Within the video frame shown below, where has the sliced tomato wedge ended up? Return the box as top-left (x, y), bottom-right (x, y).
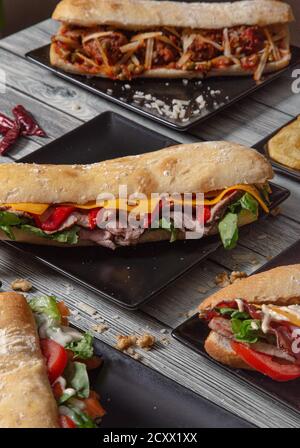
top-left (231, 341), bottom-right (300, 382)
top-left (40, 339), bottom-right (68, 384)
top-left (59, 415), bottom-right (77, 429)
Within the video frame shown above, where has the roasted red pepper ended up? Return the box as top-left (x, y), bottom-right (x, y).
top-left (88, 208), bottom-right (101, 230)
top-left (203, 206), bottom-right (211, 223)
top-left (13, 105), bottom-right (46, 137)
top-left (0, 120), bottom-right (21, 155)
top-left (35, 206), bottom-right (75, 232)
top-left (0, 113), bottom-right (15, 135)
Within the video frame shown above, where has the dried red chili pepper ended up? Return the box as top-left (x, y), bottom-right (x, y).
top-left (0, 121), bottom-right (21, 155)
top-left (0, 113), bottom-right (14, 135)
top-left (12, 105), bottom-right (46, 137)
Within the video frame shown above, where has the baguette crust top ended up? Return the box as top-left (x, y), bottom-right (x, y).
top-left (0, 142), bottom-right (272, 204)
top-left (0, 292), bottom-right (59, 428)
top-left (199, 264), bottom-right (300, 311)
top-left (52, 0), bottom-right (294, 29)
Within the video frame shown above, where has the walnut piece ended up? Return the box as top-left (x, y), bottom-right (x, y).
top-left (136, 333), bottom-right (156, 350)
top-left (115, 335), bottom-right (137, 351)
top-left (11, 278), bottom-right (32, 292)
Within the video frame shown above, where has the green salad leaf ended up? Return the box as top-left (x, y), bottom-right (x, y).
top-left (66, 333), bottom-right (94, 360)
top-left (61, 406), bottom-right (96, 428)
top-left (20, 224), bottom-right (79, 244)
top-left (229, 193), bottom-right (259, 217)
top-left (218, 212), bottom-right (238, 250)
top-left (29, 295), bottom-right (61, 322)
top-left (231, 318), bottom-right (261, 344)
top-left (158, 217), bottom-right (178, 243)
top-left (64, 362), bottom-right (90, 399)
top-left (0, 211), bottom-right (28, 240)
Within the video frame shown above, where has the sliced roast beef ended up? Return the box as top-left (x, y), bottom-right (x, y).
top-left (204, 190), bottom-right (242, 235)
top-left (79, 228), bottom-right (116, 250)
top-left (208, 317), bottom-right (233, 338)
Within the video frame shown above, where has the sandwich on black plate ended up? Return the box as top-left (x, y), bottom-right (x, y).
top-left (50, 0), bottom-right (294, 81)
top-left (0, 142), bottom-right (273, 250)
top-left (199, 265), bottom-right (300, 381)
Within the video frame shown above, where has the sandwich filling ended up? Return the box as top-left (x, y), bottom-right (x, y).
top-left (29, 295), bottom-right (105, 428)
top-left (51, 23), bottom-right (289, 81)
top-left (201, 299), bottom-right (300, 381)
top-left (0, 184), bottom-right (270, 249)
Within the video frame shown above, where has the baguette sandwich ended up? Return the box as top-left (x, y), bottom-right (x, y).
top-left (0, 292), bottom-right (105, 428)
top-left (199, 265), bottom-right (300, 381)
top-left (0, 142), bottom-right (273, 250)
top-left (50, 0), bottom-right (294, 81)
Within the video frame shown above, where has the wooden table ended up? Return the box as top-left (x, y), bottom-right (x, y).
top-left (1, 20), bottom-right (300, 428)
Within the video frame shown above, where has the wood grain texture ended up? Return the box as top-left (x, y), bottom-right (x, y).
top-left (0, 18), bottom-right (300, 428)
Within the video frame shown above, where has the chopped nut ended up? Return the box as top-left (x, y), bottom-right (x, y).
top-left (229, 271), bottom-right (247, 283)
top-left (215, 272), bottom-right (230, 288)
top-left (115, 335), bottom-right (137, 351)
top-left (136, 333), bottom-right (155, 350)
top-left (11, 278), bottom-right (32, 292)
top-left (92, 324), bottom-right (108, 334)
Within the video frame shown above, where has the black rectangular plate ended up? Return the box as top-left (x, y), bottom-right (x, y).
top-left (26, 44), bottom-right (300, 131)
top-left (89, 336), bottom-right (254, 427)
top-left (5, 112), bottom-right (290, 309)
top-left (172, 240), bottom-right (300, 414)
top-left (254, 115), bottom-right (300, 182)
top-left (4, 111), bottom-right (223, 310)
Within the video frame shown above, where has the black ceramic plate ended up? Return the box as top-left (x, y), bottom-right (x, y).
top-left (5, 111), bottom-right (223, 310)
top-left (172, 240), bottom-right (300, 414)
top-left (5, 112), bottom-right (290, 309)
top-left (254, 116), bottom-right (300, 181)
top-left (26, 45), bottom-right (300, 131)
top-left (88, 335), bottom-right (254, 427)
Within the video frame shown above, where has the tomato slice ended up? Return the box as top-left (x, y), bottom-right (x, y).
top-left (59, 415), bottom-right (77, 428)
top-left (40, 339), bottom-right (68, 384)
top-left (231, 341), bottom-right (300, 382)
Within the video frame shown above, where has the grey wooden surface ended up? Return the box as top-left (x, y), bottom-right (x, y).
top-left (0, 19), bottom-right (300, 428)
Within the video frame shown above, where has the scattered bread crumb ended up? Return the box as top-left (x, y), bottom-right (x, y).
top-left (77, 302), bottom-right (97, 316)
top-left (230, 271), bottom-right (247, 283)
top-left (136, 333), bottom-right (156, 350)
top-left (11, 278), bottom-right (32, 292)
top-left (160, 337), bottom-right (170, 346)
top-left (115, 335), bottom-right (137, 351)
top-left (215, 271), bottom-right (247, 288)
top-left (215, 272), bottom-right (231, 288)
top-left (92, 324), bottom-right (109, 334)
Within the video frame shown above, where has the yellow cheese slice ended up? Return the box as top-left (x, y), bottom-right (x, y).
top-left (268, 305), bottom-right (300, 327)
top-left (2, 184), bottom-right (268, 215)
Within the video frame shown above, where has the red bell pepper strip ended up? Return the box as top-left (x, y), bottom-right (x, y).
top-left (35, 206), bottom-right (75, 232)
top-left (40, 338), bottom-right (68, 384)
top-left (88, 208), bottom-right (101, 230)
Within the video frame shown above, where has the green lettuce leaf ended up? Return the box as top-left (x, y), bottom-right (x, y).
top-left (218, 212), bottom-right (238, 250)
top-left (158, 217), bottom-right (178, 243)
top-left (0, 211), bottom-right (28, 240)
top-left (231, 318), bottom-right (261, 344)
top-left (66, 333), bottom-right (93, 360)
top-left (217, 307), bottom-right (250, 320)
top-left (61, 406), bottom-right (96, 428)
top-left (229, 193), bottom-right (259, 217)
top-left (64, 361), bottom-right (90, 399)
top-left (29, 295), bottom-right (61, 323)
top-left (20, 224), bottom-right (79, 244)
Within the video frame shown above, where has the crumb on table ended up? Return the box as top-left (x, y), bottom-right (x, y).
top-left (115, 335), bottom-right (137, 351)
top-left (11, 278), bottom-right (32, 292)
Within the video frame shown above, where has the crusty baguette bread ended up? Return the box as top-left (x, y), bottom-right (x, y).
top-left (0, 292), bottom-right (58, 428)
top-left (204, 331), bottom-right (252, 369)
top-left (50, 42), bottom-right (291, 79)
top-left (52, 0), bottom-right (294, 29)
top-left (0, 142), bottom-right (273, 204)
top-left (199, 264), bottom-right (300, 312)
